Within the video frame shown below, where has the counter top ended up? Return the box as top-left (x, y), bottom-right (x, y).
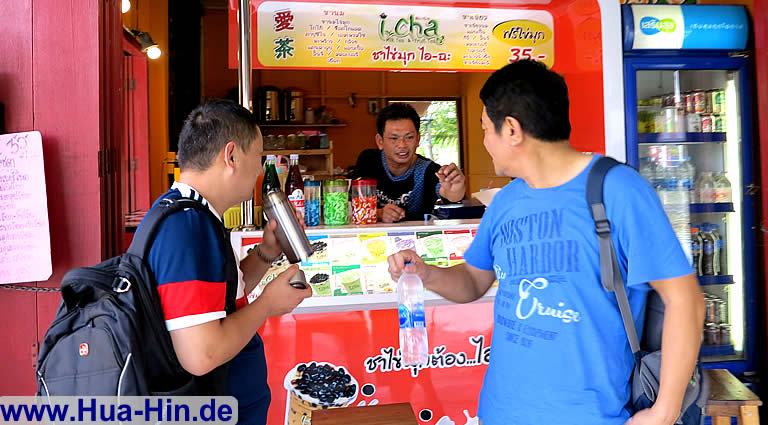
top-left (230, 219), bottom-right (481, 237)
top-left (229, 219), bottom-right (493, 314)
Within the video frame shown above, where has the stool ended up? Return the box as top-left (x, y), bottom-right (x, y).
top-left (311, 403), bottom-right (418, 425)
top-left (706, 369), bottom-right (762, 425)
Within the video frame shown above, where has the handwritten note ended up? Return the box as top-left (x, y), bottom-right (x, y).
top-left (0, 131), bottom-right (52, 284)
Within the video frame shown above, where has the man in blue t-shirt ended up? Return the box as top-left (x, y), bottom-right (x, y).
top-left (388, 61), bottom-right (705, 425)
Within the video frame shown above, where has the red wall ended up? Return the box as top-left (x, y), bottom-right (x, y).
top-left (0, 0), bottom-right (118, 394)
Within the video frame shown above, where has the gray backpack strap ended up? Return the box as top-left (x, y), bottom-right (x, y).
top-left (586, 156), bottom-right (642, 356)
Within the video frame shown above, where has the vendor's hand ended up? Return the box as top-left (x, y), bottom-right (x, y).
top-left (260, 204), bottom-right (305, 260)
top-left (258, 265), bottom-right (312, 317)
top-left (625, 407), bottom-right (677, 425)
top-left (437, 163), bottom-right (466, 202)
top-left (388, 249), bottom-right (432, 285)
top-left (378, 204), bottom-right (406, 223)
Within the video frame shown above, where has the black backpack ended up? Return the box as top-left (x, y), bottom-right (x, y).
top-left (587, 156), bottom-right (707, 424)
top-left (36, 197), bottom-right (236, 396)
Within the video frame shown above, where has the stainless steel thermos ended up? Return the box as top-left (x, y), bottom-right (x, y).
top-left (262, 189), bottom-right (314, 264)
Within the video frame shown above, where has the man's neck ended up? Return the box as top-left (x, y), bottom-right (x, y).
top-left (178, 172), bottom-right (230, 216)
top-left (519, 142), bottom-right (593, 189)
top-left (384, 155), bottom-right (416, 177)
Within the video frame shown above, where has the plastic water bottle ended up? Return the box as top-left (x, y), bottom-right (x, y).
top-left (658, 162), bottom-right (692, 265)
top-left (714, 173), bottom-right (733, 203)
top-left (680, 157), bottom-right (696, 194)
top-left (397, 271), bottom-right (428, 366)
top-left (639, 157), bottom-right (659, 189)
top-left (696, 172), bottom-right (717, 204)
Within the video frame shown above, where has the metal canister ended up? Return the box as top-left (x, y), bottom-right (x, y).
top-left (263, 189), bottom-right (314, 264)
top-left (714, 114), bottom-right (726, 132)
top-left (719, 324), bottom-right (732, 346)
top-left (704, 323), bottom-right (721, 345)
top-left (684, 92), bottom-right (696, 114)
top-left (661, 107), bottom-right (678, 133)
top-left (693, 90), bottom-right (708, 114)
top-left (710, 89), bottom-right (726, 115)
top-left (705, 298), bottom-right (718, 324)
top-left (701, 114), bottom-right (714, 132)
top-left (686, 113), bottom-right (702, 132)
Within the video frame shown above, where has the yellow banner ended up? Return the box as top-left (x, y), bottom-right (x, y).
top-left (255, 1), bottom-right (554, 70)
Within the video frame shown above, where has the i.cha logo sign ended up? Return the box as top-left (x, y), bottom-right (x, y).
top-left (639, 16), bottom-right (677, 35)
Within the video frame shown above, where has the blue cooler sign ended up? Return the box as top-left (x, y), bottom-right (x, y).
top-left (624, 5), bottom-right (748, 50)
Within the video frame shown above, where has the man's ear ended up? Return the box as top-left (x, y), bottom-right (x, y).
top-left (505, 116), bottom-right (524, 147)
top-left (224, 141), bottom-right (237, 169)
top-left (375, 133), bottom-right (384, 150)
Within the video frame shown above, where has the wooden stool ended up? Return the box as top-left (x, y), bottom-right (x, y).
top-left (706, 369), bottom-right (762, 425)
top-left (311, 403), bottom-right (418, 425)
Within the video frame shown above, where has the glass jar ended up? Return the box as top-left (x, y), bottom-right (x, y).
top-left (323, 179), bottom-right (348, 226)
top-left (351, 178), bottom-right (377, 225)
top-left (304, 180), bottom-right (321, 227)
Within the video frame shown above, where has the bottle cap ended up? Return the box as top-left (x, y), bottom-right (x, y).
top-left (290, 154), bottom-right (299, 160)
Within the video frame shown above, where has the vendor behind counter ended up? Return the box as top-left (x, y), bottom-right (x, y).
top-left (351, 103), bottom-right (467, 223)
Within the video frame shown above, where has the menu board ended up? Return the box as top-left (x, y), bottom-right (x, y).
top-left (243, 229), bottom-right (475, 298)
top-left (0, 131), bottom-right (52, 284)
top-left (248, 1), bottom-right (555, 70)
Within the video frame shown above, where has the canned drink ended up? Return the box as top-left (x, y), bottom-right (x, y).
top-left (662, 94), bottom-right (675, 108)
top-left (711, 89), bottom-right (726, 114)
top-left (701, 114), bottom-right (714, 132)
top-left (705, 299), bottom-right (718, 323)
top-left (704, 323), bottom-right (721, 345)
top-left (717, 299), bottom-right (728, 324)
top-left (693, 90), bottom-right (708, 114)
top-left (719, 324), bottom-right (731, 346)
top-left (686, 113), bottom-right (702, 132)
top-left (684, 93), bottom-right (696, 114)
top-left (714, 114), bottom-right (726, 132)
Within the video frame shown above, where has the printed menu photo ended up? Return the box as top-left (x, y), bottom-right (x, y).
top-left (303, 234), bottom-right (330, 265)
top-left (359, 233), bottom-right (390, 265)
top-left (303, 265), bottom-right (333, 297)
top-left (332, 265), bottom-right (363, 296)
top-left (330, 235), bottom-right (362, 266)
top-left (416, 231), bottom-right (449, 263)
top-left (388, 231), bottom-right (417, 253)
top-left (362, 265), bottom-right (395, 294)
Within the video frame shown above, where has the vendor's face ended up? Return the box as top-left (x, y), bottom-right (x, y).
top-left (376, 119), bottom-right (419, 168)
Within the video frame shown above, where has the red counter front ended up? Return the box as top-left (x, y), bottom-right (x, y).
top-left (231, 221), bottom-right (495, 425)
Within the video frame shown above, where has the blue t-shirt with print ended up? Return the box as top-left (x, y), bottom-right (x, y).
top-left (464, 155), bottom-right (693, 425)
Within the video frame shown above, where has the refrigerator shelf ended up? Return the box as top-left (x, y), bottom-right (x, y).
top-left (638, 132), bottom-right (727, 144)
top-left (690, 203), bottom-right (735, 214)
top-left (701, 344), bottom-right (736, 357)
top-left (698, 275), bottom-right (735, 286)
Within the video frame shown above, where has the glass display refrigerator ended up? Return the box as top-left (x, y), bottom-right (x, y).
top-left (622, 4), bottom-right (756, 374)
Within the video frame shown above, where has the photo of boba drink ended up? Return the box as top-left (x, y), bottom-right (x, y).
top-left (283, 362), bottom-right (359, 425)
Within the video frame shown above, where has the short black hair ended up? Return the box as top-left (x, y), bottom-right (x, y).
top-left (480, 60), bottom-right (571, 142)
top-left (376, 103), bottom-right (421, 136)
top-left (177, 99), bottom-right (261, 171)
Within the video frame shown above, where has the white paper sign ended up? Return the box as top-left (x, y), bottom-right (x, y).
top-left (0, 131), bottom-right (52, 284)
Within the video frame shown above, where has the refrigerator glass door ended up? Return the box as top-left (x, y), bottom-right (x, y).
top-left (634, 69), bottom-right (745, 362)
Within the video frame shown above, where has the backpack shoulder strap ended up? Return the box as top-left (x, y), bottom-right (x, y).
top-left (586, 156), bottom-right (642, 355)
top-left (127, 198), bottom-right (207, 260)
